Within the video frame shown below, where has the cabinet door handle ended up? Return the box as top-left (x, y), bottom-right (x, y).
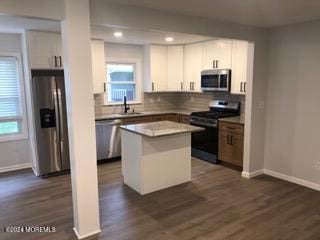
top-left (244, 82), bottom-right (246, 92)
top-left (103, 83), bottom-right (106, 92)
top-left (230, 135), bottom-right (233, 145)
top-left (213, 60), bottom-right (215, 69)
top-left (59, 56), bottom-right (62, 67)
top-left (152, 82), bottom-right (155, 91)
top-left (240, 82), bottom-right (243, 92)
top-left (227, 135), bottom-right (230, 144)
top-left (216, 60), bottom-right (219, 69)
top-left (181, 82), bottom-right (183, 90)
top-left (54, 56), bottom-right (57, 67)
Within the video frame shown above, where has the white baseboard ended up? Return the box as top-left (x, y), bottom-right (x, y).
top-left (264, 169), bottom-right (320, 191)
top-left (73, 227), bottom-right (101, 239)
top-left (0, 163), bottom-right (31, 173)
top-left (241, 169), bottom-right (264, 179)
top-left (242, 168), bottom-right (320, 191)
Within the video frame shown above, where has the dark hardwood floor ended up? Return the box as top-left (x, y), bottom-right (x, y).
top-left (0, 158), bottom-right (319, 240)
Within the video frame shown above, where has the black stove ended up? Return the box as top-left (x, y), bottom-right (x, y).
top-left (190, 100), bottom-right (240, 164)
top-left (190, 111), bottom-right (238, 128)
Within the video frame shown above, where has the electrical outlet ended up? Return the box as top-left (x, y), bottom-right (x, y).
top-left (258, 101), bottom-right (265, 109)
top-left (315, 161), bottom-right (320, 170)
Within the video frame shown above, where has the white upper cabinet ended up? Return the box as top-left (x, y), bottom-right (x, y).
top-left (231, 40), bottom-right (253, 95)
top-left (167, 45), bottom-right (184, 91)
top-left (217, 40), bottom-right (232, 69)
top-left (26, 31), bottom-right (63, 69)
top-left (144, 45), bottom-right (184, 92)
top-left (202, 39), bottom-right (232, 70)
top-left (146, 45), bottom-right (168, 92)
top-left (184, 43), bottom-right (203, 92)
top-left (143, 39), bottom-right (252, 94)
top-left (91, 40), bottom-right (106, 94)
top-left (202, 40), bottom-right (218, 69)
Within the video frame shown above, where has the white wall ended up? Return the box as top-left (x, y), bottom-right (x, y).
top-left (0, 33), bottom-right (32, 171)
top-left (0, 0), bottom-right (63, 21)
top-left (90, 1), bottom-right (270, 174)
top-left (105, 42), bottom-right (143, 60)
top-left (265, 20), bottom-right (320, 186)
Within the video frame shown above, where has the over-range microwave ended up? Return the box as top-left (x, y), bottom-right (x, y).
top-left (201, 69), bottom-right (231, 92)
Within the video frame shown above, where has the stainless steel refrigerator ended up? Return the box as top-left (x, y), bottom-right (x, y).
top-left (31, 69), bottom-right (70, 176)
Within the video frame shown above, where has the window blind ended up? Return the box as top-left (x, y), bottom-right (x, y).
top-left (0, 56), bottom-right (21, 121)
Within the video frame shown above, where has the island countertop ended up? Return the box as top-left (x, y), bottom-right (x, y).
top-left (120, 121), bottom-right (204, 138)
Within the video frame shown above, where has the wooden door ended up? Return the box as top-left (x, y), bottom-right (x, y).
top-left (218, 131), bottom-right (234, 164)
top-left (231, 134), bottom-right (244, 166)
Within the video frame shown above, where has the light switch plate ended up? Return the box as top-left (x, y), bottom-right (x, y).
top-left (258, 101), bottom-right (265, 109)
top-left (315, 161), bottom-right (320, 170)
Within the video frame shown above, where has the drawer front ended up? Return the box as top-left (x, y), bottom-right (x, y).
top-left (179, 114), bottom-right (190, 124)
top-left (164, 114), bottom-right (179, 122)
top-left (121, 116), bottom-right (154, 125)
top-left (219, 121), bottom-right (244, 135)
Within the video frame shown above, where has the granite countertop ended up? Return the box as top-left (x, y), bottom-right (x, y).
top-left (120, 121), bottom-right (204, 138)
top-left (219, 116), bottom-right (245, 125)
top-left (95, 110), bottom-right (192, 121)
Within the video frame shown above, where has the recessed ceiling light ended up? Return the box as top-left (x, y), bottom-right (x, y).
top-left (165, 37), bottom-right (174, 42)
top-left (113, 32), bottom-right (123, 37)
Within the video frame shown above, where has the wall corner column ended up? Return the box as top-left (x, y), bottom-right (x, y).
top-left (61, 0), bottom-right (101, 238)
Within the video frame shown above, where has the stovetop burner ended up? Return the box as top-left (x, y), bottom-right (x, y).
top-left (189, 100), bottom-right (240, 128)
top-left (190, 111), bottom-right (237, 119)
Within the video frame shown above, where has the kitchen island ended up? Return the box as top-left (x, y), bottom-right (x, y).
top-left (120, 121), bottom-right (203, 195)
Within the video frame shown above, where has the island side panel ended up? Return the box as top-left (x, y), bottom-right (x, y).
top-left (121, 129), bottom-right (143, 193)
top-left (141, 133), bottom-right (192, 195)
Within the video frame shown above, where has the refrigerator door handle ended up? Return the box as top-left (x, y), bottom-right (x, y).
top-left (53, 90), bottom-right (61, 142)
top-left (57, 89), bottom-right (65, 157)
top-left (53, 89), bottom-right (62, 170)
top-left (57, 89), bottom-right (64, 139)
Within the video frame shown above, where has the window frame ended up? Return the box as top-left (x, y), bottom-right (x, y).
top-left (0, 52), bottom-right (28, 142)
top-left (105, 58), bottom-right (142, 105)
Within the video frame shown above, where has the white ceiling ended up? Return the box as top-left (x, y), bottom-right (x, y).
top-left (0, 15), bottom-right (60, 33)
top-left (0, 15), bottom-right (213, 45)
top-left (91, 25), bottom-right (212, 45)
top-left (103, 0), bottom-right (320, 27)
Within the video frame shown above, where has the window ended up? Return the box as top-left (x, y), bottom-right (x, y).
top-left (106, 62), bottom-right (138, 104)
top-left (0, 54), bottom-right (27, 141)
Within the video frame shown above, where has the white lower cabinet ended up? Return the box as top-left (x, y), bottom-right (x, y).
top-left (231, 40), bottom-right (253, 95)
top-left (91, 40), bottom-right (106, 94)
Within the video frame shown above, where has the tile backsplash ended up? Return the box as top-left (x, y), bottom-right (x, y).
top-left (95, 92), bottom-right (245, 116)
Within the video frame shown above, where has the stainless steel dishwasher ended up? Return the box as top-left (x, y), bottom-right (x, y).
top-left (95, 119), bottom-right (122, 160)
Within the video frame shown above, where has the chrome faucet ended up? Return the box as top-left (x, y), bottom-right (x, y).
top-left (123, 96), bottom-right (130, 113)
